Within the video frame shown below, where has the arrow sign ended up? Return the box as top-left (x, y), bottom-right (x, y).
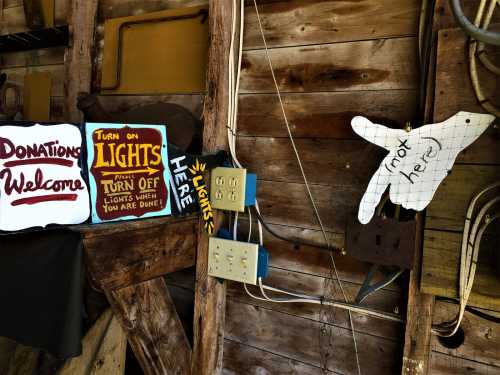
top-left (102, 167), bottom-right (159, 176)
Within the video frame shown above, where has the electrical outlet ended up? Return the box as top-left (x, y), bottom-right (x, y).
top-left (208, 237), bottom-right (259, 284)
top-left (210, 167), bottom-right (246, 212)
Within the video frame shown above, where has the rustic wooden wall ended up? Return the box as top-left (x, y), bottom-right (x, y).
top-left (0, 0), bottom-right (418, 374)
top-left (222, 1), bottom-right (420, 374)
top-left (3, 1), bottom-right (498, 375)
top-left (420, 1), bottom-right (500, 374)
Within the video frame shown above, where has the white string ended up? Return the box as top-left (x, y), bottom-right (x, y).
top-left (251, 1), bottom-right (361, 373)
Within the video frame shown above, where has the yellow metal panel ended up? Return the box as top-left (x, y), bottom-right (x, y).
top-left (101, 5), bottom-right (209, 95)
top-left (23, 72), bottom-right (51, 122)
top-left (41, 0), bottom-right (55, 28)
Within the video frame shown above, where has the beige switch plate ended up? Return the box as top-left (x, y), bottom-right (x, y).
top-left (210, 167), bottom-right (246, 212)
top-left (208, 237), bottom-right (259, 285)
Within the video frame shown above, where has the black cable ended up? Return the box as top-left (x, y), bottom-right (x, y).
top-left (251, 206), bottom-right (341, 253)
top-left (436, 296), bottom-right (500, 324)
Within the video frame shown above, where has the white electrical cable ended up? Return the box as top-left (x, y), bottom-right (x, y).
top-left (227, 0), bottom-right (265, 248)
top-left (255, 278), bottom-right (404, 323)
top-left (432, 182), bottom-right (500, 336)
top-left (250, 2), bottom-right (361, 373)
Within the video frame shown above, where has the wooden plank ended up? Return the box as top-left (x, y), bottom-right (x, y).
top-left (256, 179), bottom-right (362, 233)
top-left (5, 344), bottom-right (39, 375)
top-left (107, 278), bottom-right (192, 375)
top-left (425, 165), bottom-right (500, 232)
top-left (239, 37), bottom-right (418, 93)
top-left (59, 309), bottom-right (114, 375)
top-left (191, 1), bottom-right (232, 374)
top-left (225, 300), bottom-right (401, 375)
top-left (433, 28), bottom-right (500, 165)
top-left (0, 47), bottom-right (65, 68)
top-left (0, 337), bottom-right (17, 374)
top-left (421, 229), bottom-right (500, 311)
top-left (97, 0), bottom-right (208, 22)
top-left (237, 90), bottom-right (417, 138)
top-left (64, 0), bottom-right (98, 122)
top-left (223, 339), bottom-right (336, 375)
top-left (243, 0), bottom-right (419, 49)
top-left (97, 0), bottom-right (418, 49)
top-left (82, 218), bottom-right (198, 291)
top-left (429, 351), bottom-right (500, 375)
top-left (90, 316), bottom-right (127, 375)
top-left (431, 301), bottom-right (500, 368)
top-left (237, 137), bottom-right (384, 186)
top-left (227, 267), bottom-right (403, 340)
top-left (402, 214), bottom-right (434, 375)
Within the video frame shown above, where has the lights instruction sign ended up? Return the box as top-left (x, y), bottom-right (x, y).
top-left (86, 123), bottom-right (171, 223)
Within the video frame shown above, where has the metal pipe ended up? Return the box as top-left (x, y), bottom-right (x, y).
top-left (450, 0), bottom-right (500, 45)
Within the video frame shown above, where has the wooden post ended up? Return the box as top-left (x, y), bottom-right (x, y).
top-left (107, 278), bottom-right (192, 375)
top-left (64, 0), bottom-right (98, 122)
top-left (191, 1), bottom-right (233, 374)
top-left (401, 216), bottom-right (434, 375)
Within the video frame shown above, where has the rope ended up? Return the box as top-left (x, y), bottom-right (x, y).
top-left (251, 1), bottom-right (361, 373)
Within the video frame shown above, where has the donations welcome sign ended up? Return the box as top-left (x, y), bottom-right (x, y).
top-left (86, 123), bottom-right (171, 223)
top-left (0, 124), bottom-right (90, 231)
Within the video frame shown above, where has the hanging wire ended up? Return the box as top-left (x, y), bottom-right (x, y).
top-left (251, 1), bottom-right (361, 373)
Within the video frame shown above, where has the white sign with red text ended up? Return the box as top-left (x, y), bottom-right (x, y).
top-left (0, 124), bottom-right (90, 231)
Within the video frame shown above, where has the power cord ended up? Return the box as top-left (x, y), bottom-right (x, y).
top-left (251, 206), bottom-right (342, 252)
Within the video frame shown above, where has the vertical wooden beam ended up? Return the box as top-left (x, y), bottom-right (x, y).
top-left (106, 278), bottom-right (192, 375)
top-left (402, 214), bottom-right (434, 375)
top-left (191, 1), bottom-right (233, 374)
top-left (64, 0), bottom-right (98, 122)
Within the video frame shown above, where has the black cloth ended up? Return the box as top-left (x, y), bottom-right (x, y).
top-left (0, 229), bottom-right (83, 359)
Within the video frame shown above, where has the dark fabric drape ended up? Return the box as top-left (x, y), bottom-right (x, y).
top-left (0, 229), bottom-right (83, 359)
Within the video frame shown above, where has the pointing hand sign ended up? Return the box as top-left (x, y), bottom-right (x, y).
top-left (351, 111), bottom-right (495, 224)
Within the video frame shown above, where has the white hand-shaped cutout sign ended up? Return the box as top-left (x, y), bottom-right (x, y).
top-left (352, 111), bottom-right (495, 224)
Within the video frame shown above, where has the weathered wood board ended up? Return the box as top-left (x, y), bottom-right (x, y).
top-left (240, 37), bottom-right (418, 93)
top-left (81, 217), bottom-right (198, 291)
top-left (107, 278), bottom-right (192, 375)
top-left (242, 0), bottom-right (419, 49)
top-left (237, 90), bottom-right (417, 138)
top-left (225, 300), bottom-right (402, 375)
top-left (422, 230), bottom-right (500, 311)
top-left (223, 339), bottom-right (336, 375)
top-left (228, 267), bottom-right (403, 341)
top-left (421, 27), bottom-right (500, 312)
top-left (432, 301), bottom-right (500, 368)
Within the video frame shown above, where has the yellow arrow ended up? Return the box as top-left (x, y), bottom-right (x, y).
top-left (102, 167), bottom-right (159, 176)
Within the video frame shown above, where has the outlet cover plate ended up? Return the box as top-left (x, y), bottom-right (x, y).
top-left (208, 237), bottom-right (259, 284)
top-left (210, 167), bottom-right (246, 212)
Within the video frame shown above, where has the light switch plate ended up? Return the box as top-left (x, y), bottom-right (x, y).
top-left (208, 237), bottom-right (259, 285)
top-left (210, 167), bottom-right (246, 212)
